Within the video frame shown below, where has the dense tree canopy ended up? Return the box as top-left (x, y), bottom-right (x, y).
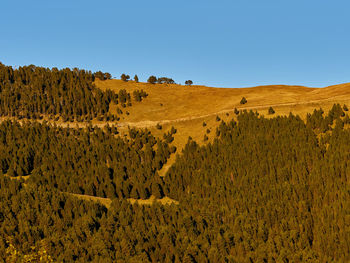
top-left (0, 121), bottom-right (174, 200)
top-left (1, 106), bottom-right (350, 262)
top-left (0, 63), bottom-right (147, 121)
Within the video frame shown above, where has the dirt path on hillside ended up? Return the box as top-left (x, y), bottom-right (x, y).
top-left (67, 193), bottom-right (178, 207)
top-left (3, 174), bottom-right (177, 208)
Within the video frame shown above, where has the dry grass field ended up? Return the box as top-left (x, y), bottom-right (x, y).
top-left (96, 79), bottom-right (350, 122)
top-left (95, 79), bottom-right (350, 175)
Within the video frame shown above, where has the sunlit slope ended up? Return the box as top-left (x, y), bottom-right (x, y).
top-left (96, 79), bottom-right (350, 122)
top-left (96, 79), bottom-right (314, 121)
top-left (96, 79), bottom-right (350, 177)
top-left (308, 83), bottom-right (350, 100)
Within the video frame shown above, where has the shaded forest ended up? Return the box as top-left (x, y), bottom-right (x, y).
top-left (0, 121), bottom-right (174, 199)
top-left (0, 105), bottom-right (349, 262)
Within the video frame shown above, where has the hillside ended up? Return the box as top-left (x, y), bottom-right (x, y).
top-left (96, 79), bottom-right (350, 123)
top-left (1, 64), bottom-right (350, 262)
top-left (96, 79), bottom-right (350, 175)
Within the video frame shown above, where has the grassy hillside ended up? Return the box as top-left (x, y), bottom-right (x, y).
top-left (2, 71), bottom-right (350, 261)
top-left (96, 79), bottom-right (350, 175)
top-left (96, 79), bottom-right (350, 122)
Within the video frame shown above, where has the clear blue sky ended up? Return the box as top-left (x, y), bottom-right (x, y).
top-left (1, 0), bottom-right (349, 88)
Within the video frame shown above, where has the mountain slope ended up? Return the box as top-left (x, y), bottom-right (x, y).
top-left (96, 79), bottom-right (350, 124)
top-left (96, 80), bottom-right (350, 176)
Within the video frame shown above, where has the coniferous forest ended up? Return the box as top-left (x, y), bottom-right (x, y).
top-left (0, 63), bottom-right (349, 262)
top-left (0, 63), bottom-right (147, 122)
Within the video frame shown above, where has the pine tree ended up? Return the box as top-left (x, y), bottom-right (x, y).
top-left (240, 97), bottom-right (247, 104)
top-left (134, 75), bottom-right (139, 83)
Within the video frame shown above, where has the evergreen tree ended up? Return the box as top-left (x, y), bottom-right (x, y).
top-left (134, 75), bottom-right (139, 83)
top-left (268, 106), bottom-right (275, 114)
top-left (240, 97), bottom-right (247, 104)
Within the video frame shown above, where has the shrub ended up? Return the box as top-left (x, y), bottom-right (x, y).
top-left (268, 107), bottom-right (275, 115)
top-left (94, 71), bottom-right (112, 80)
top-left (163, 132), bottom-right (174, 143)
top-left (104, 72), bottom-right (112, 79)
top-left (185, 80), bottom-right (193, 86)
top-left (170, 126), bottom-right (177, 134)
top-left (133, 91), bottom-right (141, 102)
top-left (133, 90), bottom-right (148, 102)
top-left (240, 97), bottom-right (247, 105)
top-left (158, 77), bottom-right (175, 84)
top-left (147, 76), bottom-right (157, 84)
top-left (134, 75), bottom-right (139, 83)
top-left (118, 89), bottom-right (129, 103)
top-left (344, 114), bottom-right (350, 124)
top-left (121, 74), bottom-right (130, 82)
top-left (170, 146), bottom-right (177, 153)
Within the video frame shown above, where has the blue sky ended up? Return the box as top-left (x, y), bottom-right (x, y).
top-left (1, 0), bottom-right (349, 88)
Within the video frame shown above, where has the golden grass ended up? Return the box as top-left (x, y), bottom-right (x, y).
top-left (96, 79), bottom-right (350, 174)
top-left (96, 79), bottom-right (350, 121)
